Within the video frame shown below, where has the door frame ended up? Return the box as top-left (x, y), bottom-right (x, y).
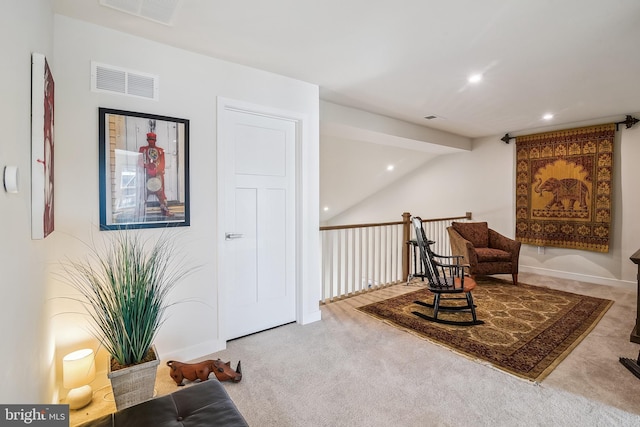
top-left (216, 97), bottom-right (313, 344)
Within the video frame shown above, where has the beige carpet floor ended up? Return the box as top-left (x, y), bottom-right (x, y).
top-left (71, 272), bottom-right (640, 426)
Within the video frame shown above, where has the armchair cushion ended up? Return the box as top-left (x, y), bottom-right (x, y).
top-left (452, 222), bottom-right (489, 248)
top-left (475, 247), bottom-right (512, 263)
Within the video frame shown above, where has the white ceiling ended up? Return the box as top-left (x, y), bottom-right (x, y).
top-left (54, 0), bottom-right (640, 138)
top-left (52, 0), bottom-right (640, 222)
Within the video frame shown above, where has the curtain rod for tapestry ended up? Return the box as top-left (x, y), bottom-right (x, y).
top-left (500, 114), bottom-right (640, 144)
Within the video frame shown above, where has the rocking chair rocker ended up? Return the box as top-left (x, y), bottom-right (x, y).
top-left (411, 216), bottom-right (483, 326)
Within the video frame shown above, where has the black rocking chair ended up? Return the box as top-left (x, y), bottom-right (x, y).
top-left (411, 216), bottom-right (483, 326)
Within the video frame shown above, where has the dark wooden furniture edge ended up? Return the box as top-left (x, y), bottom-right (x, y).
top-left (619, 249), bottom-right (640, 380)
top-left (629, 248), bottom-right (640, 344)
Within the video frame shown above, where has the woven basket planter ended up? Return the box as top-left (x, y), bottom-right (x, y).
top-left (107, 346), bottom-right (160, 410)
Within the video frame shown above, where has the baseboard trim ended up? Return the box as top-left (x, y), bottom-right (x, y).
top-left (520, 265), bottom-right (636, 290)
top-left (300, 310), bottom-right (322, 325)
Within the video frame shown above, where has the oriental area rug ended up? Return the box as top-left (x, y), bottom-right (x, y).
top-left (356, 278), bottom-right (613, 382)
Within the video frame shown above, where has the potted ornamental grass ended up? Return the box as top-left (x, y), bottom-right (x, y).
top-left (62, 231), bottom-right (189, 410)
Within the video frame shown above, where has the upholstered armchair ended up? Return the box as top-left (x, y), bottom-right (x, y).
top-left (447, 221), bottom-right (521, 285)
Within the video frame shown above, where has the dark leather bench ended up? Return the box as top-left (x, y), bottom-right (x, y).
top-left (77, 380), bottom-right (248, 426)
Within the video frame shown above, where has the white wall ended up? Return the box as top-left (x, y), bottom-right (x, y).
top-left (328, 121), bottom-right (640, 286)
top-left (319, 101), bottom-right (470, 223)
top-left (47, 14), bottom-right (319, 400)
top-left (328, 136), bottom-right (514, 230)
top-left (0, 0), bottom-right (55, 405)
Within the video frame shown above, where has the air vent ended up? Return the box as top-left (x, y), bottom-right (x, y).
top-left (91, 62), bottom-right (159, 100)
top-left (99, 0), bottom-right (182, 26)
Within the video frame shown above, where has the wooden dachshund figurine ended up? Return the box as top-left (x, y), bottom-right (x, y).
top-left (166, 359), bottom-right (242, 386)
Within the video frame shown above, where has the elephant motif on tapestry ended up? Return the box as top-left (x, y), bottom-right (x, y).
top-left (533, 177), bottom-right (589, 211)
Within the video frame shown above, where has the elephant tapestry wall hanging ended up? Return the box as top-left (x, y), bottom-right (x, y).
top-left (515, 123), bottom-right (615, 252)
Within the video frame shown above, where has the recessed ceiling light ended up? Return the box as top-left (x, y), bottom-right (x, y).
top-left (543, 113), bottom-right (554, 120)
top-left (387, 165), bottom-right (395, 171)
top-left (323, 206), bottom-right (329, 211)
top-left (468, 74), bottom-right (483, 84)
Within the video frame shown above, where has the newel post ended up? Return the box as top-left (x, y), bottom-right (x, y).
top-left (402, 212), bottom-right (411, 282)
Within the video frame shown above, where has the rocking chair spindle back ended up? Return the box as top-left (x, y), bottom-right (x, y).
top-left (411, 216), bottom-right (483, 326)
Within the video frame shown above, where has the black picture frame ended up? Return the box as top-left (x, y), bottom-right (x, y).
top-left (99, 108), bottom-right (190, 230)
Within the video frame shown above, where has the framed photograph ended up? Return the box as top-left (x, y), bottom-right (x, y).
top-left (31, 52), bottom-right (55, 239)
top-left (98, 108), bottom-right (190, 230)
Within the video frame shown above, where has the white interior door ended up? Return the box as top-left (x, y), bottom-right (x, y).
top-left (219, 104), bottom-right (297, 340)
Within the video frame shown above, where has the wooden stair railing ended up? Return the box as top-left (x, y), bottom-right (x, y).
top-left (319, 212), bottom-right (472, 302)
